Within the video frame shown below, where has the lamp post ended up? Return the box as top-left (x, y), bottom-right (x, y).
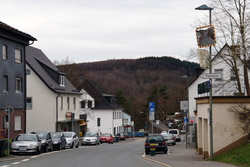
top-left (195, 4), bottom-right (214, 160)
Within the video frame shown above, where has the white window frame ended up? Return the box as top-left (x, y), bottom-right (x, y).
top-left (60, 76), bottom-right (66, 87)
top-left (16, 78), bottom-right (22, 93)
top-left (15, 116), bottom-right (22, 131)
top-left (2, 45), bottom-right (7, 60)
top-left (15, 49), bottom-right (22, 63)
top-left (26, 97), bottom-right (32, 110)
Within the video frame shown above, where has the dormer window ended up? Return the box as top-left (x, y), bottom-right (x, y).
top-left (60, 76), bottom-right (65, 87)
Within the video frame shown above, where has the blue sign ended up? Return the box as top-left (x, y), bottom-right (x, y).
top-left (184, 117), bottom-right (187, 124)
top-left (149, 102), bottom-right (155, 116)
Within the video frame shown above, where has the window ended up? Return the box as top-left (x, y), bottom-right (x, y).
top-left (3, 75), bottom-right (8, 92)
top-left (88, 101), bottom-right (92, 108)
top-left (214, 69), bottom-right (223, 80)
top-left (73, 97), bottom-right (76, 110)
top-left (67, 97), bottom-right (70, 110)
top-left (60, 76), bottom-right (65, 87)
top-left (26, 69), bottom-right (31, 75)
top-left (15, 49), bottom-right (22, 63)
top-left (15, 116), bottom-right (21, 131)
top-left (2, 45), bottom-right (7, 60)
top-left (3, 116), bottom-right (8, 129)
top-left (16, 78), bottom-right (22, 93)
top-left (230, 69), bottom-right (238, 80)
top-left (61, 97), bottom-right (63, 110)
top-left (80, 101), bottom-right (86, 109)
top-left (26, 97), bottom-right (32, 110)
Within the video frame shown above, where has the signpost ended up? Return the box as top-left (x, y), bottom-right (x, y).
top-left (149, 102), bottom-right (155, 134)
top-left (4, 106), bottom-right (14, 156)
top-left (200, 73), bottom-right (221, 79)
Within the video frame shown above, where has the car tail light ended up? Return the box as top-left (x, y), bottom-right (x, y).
top-left (145, 143), bottom-right (149, 146)
top-left (162, 142), bottom-right (166, 145)
top-left (172, 137), bottom-right (175, 140)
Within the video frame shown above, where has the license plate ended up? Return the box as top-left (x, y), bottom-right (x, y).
top-left (19, 148), bottom-right (27, 151)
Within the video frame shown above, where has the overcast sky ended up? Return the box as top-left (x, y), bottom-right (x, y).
top-left (0, 0), bottom-right (209, 63)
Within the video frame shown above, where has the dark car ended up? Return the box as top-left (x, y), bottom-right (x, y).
top-left (117, 133), bottom-right (126, 141)
top-left (31, 132), bottom-right (53, 152)
top-left (51, 132), bottom-right (66, 150)
top-left (113, 135), bottom-right (120, 142)
top-left (145, 135), bottom-right (168, 155)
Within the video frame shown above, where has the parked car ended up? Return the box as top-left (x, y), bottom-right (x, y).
top-left (63, 132), bottom-right (79, 148)
top-left (168, 129), bottom-right (181, 142)
top-left (160, 131), bottom-right (168, 138)
top-left (51, 132), bottom-right (66, 150)
top-left (113, 134), bottom-right (120, 142)
top-left (100, 133), bottom-right (113, 144)
top-left (82, 132), bottom-right (100, 145)
top-left (145, 134), bottom-right (168, 155)
top-left (31, 132), bottom-right (53, 152)
top-left (10, 134), bottom-right (42, 155)
top-left (164, 134), bottom-right (176, 145)
top-left (117, 133), bottom-right (126, 141)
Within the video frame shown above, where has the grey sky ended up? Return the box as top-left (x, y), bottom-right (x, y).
top-left (0, 0), bottom-right (209, 63)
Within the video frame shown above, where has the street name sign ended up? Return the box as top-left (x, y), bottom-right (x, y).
top-left (149, 102), bottom-right (155, 121)
top-left (200, 73), bottom-right (221, 79)
top-left (180, 101), bottom-right (188, 110)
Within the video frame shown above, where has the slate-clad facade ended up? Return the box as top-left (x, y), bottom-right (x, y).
top-left (0, 21), bottom-right (36, 139)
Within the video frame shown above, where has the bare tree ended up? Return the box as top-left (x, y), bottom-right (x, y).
top-left (229, 104), bottom-right (250, 139)
top-left (211, 0), bottom-right (250, 95)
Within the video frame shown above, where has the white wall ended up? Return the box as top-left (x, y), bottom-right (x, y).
top-left (26, 65), bottom-right (56, 133)
top-left (87, 109), bottom-right (123, 136)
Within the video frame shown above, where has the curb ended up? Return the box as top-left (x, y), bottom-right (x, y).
top-left (0, 155), bottom-right (25, 162)
top-left (141, 153), bottom-right (173, 167)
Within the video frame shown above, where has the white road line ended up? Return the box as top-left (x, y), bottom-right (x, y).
top-left (30, 156), bottom-right (38, 158)
top-left (22, 159), bottom-right (30, 162)
top-left (12, 162), bottom-right (21, 165)
top-left (1, 165), bottom-right (10, 167)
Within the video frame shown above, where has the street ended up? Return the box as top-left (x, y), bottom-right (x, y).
top-left (0, 139), bottom-right (163, 167)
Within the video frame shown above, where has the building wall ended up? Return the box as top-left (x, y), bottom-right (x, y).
top-left (87, 109), bottom-right (123, 136)
top-left (196, 97), bottom-right (249, 158)
top-left (189, 46), bottom-right (250, 123)
top-left (26, 65), bottom-right (56, 133)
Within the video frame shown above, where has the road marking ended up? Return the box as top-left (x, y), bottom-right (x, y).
top-left (1, 165), bottom-right (10, 167)
top-left (30, 156), bottom-right (38, 159)
top-left (22, 159), bottom-right (30, 162)
top-left (141, 152), bottom-right (173, 167)
top-left (12, 162), bottom-right (21, 165)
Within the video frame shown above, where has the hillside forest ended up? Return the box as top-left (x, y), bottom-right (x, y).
top-left (57, 56), bottom-right (200, 130)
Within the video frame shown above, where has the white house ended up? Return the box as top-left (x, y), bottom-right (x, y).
top-left (188, 44), bottom-right (249, 123)
top-left (26, 46), bottom-right (81, 133)
top-left (122, 112), bottom-right (132, 136)
top-left (79, 79), bottom-right (123, 136)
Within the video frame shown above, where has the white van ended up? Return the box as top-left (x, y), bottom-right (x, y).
top-left (168, 129), bottom-right (180, 142)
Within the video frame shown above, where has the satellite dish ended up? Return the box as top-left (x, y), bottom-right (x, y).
top-left (197, 49), bottom-right (209, 69)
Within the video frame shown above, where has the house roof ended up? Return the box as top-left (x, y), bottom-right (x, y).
top-left (0, 21), bottom-right (37, 41)
top-left (26, 46), bottom-right (80, 95)
top-left (188, 43), bottom-right (231, 87)
top-left (78, 79), bottom-right (123, 110)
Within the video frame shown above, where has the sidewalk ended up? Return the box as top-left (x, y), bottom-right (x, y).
top-left (0, 155), bottom-right (25, 162)
top-left (145, 142), bottom-right (237, 167)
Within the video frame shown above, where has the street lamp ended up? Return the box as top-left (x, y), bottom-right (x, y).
top-left (195, 4), bottom-right (214, 160)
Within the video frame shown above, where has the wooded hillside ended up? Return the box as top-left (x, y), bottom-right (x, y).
top-left (57, 56), bottom-right (199, 130)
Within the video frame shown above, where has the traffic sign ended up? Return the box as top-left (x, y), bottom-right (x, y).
top-left (200, 73), bottom-right (221, 79)
top-left (149, 102), bottom-right (155, 116)
top-left (5, 106), bottom-right (14, 114)
top-left (180, 101), bottom-right (188, 110)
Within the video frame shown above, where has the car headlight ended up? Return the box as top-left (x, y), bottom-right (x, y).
top-left (11, 143), bottom-right (17, 148)
top-left (82, 138), bottom-right (86, 141)
top-left (91, 139), bottom-right (96, 141)
top-left (53, 141), bottom-right (59, 144)
top-left (41, 140), bottom-right (46, 144)
top-left (29, 144), bottom-right (37, 148)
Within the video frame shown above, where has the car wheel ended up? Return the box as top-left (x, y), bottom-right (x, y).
top-left (76, 142), bottom-right (79, 148)
top-left (71, 143), bottom-right (74, 148)
top-left (164, 148), bottom-right (168, 154)
top-left (145, 150), bottom-right (149, 155)
top-left (100, 142), bottom-right (103, 144)
top-left (44, 145), bottom-right (48, 153)
top-left (35, 147), bottom-right (40, 155)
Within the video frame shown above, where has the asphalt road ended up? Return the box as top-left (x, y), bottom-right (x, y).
top-left (0, 139), bottom-right (163, 167)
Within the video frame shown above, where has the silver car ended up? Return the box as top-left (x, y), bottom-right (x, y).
top-left (164, 134), bottom-right (176, 145)
top-left (63, 132), bottom-right (79, 148)
top-left (82, 132), bottom-right (100, 145)
top-left (11, 134), bottom-right (42, 155)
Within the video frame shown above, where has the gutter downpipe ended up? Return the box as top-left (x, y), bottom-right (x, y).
top-left (56, 93), bottom-right (60, 132)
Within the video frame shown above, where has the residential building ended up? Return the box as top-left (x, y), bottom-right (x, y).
top-left (78, 79), bottom-right (123, 136)
top-left (0, 21), bottom-right (36, 139)
top-left (122, 112), bottom-right (131, 136)
top-left (26, 46), bottom-right (81, 133)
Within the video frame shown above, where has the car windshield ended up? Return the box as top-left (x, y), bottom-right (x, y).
top-left (169, 130), bottom-right (178, 134)
top-left (146, 135), bottom-right (164, 142)
top-left (36, 132), bottom-right (47, 139)
top-left (63, 132), bottom-right (73, 138)
top-left (101, 134), bottom-right (110, 137)
top-left (51, 133), bottom-right (61, 139)
top-left (16, 135), bottom-right (37, 141)
top-left (85, 132), bottom-right (96, 137)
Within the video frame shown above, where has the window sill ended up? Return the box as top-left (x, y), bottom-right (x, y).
top-left (14, 129), bottom-right (23, 132)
